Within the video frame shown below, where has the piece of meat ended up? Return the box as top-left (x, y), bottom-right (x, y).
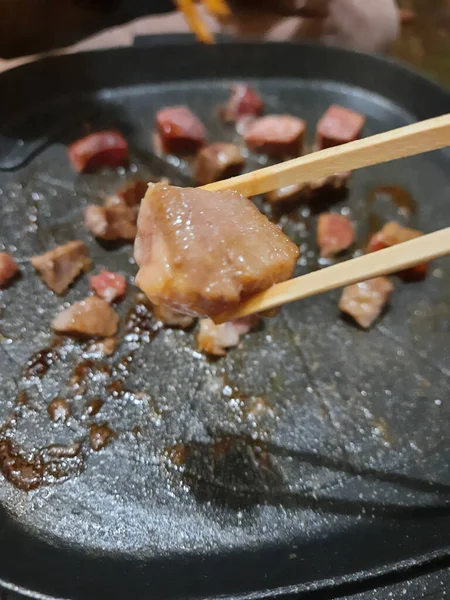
top-left (244, 115), bottom-right (305, 158)
top-left (105, 180), bottom-right (148, 209)
top-left (84, 204), bottom-right (137, 241)
top-left (68, 131), bottom-right (129, 173)
top-left (153, 304), bottom-right (195, 329)
top-left (155, 106), bottom-right (206, 155)
top-left (367, 221), bottom-right (428, 281)
top-left (265, 183), bottom-right (305, 204)
top-left (339, 277), bottom-right (394, 329)
top-left (220, 84), bottom-right (264, 123)
top-left (197, 315), bottom-right (260, 356)
top-left (309, 171), bottom-right (351, 192)
top-left (0, 252), bottom-right (19, 287)
top-left (135, 183), bottom-right (299, 319)
top-left (194, 143), bottom-right (245, 185)
top-left (317, 213), bottom-right (355, 258)
top-left (316, 105), bottom-right (365, 150)
top-left (90, 270), bottom-right (127, 303)
top-left (52, 296), bottom-right (119, 338)
top-left (31, 241), bottom-right (91, 294)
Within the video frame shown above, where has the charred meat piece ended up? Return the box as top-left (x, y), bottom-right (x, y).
top-left (367, 221), bottom-right (427, 281)
top-left (153, 305), bottom-right (195, 329)
top-left (84, 204), bottom-right (137, 241)
top-left (244, 115), bottom-right (305, 158)
top-left (155, 106), bottom-right (206, 155)
top-left (0, 252), bottom-right (19, 287)
top-left (68, 131), bottom-right (129, 173)
top-left (134, 183), bottom-right (299, 318)
top-left (221, 84), bottom-right (264, 123)
top-left (197, 315), bottom-right (260, 356)
top-left (317, 213), bottom-right (354, 258)
top-left (316, 105), bottom-right (365, 150)
top-left (31, 241), bottom-right (91, 294)
top-left (339, 277), bottom-right (394, 329)
top-left (90, 270), bottom-right (127, 303)
top-left (194, 143), bottom-right (245, 185)
top-left (309, 171), bottom-right (350, 192)
top-left (52, 296), bottom-right (119, 338)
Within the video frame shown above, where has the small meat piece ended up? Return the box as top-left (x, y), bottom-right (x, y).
top-left (316, 105), bottom-right (365, 150)
top-left (106, 180), bottom-right (148, 209)
top-left (367, 221), bottom-right (428, 281)
top-left (317, 213), bottom-right (354, 258)
top-left (31, 241), bottom-right (91, 294)
top-left (135, 183), bottom-right (299, 318)
top-left (194, 143), bottom-right (245, 185)
top-left (52, 296), bottom-right (119, 338)
top-left (0, 252), bottom-right (19, 287)
top-left (86, 337), bottom-right (117, 357)
top-left (309, 171), bottom-right (351, 192)
top-left (265, 183), bottom-right (305, 204)
top-left (153, 304), bottom-right (195, 329)
top-left (84, 204), bottom-right (137, 241)
top-left (339, 277), bottom-right (394, 329)
top-left (197, 315), bottom-right (260, 356)
top-left (244, 115), bottom-right (305, 158)
top-left (221, 84), bottom-right (264, 123)
top-left (68, 131), bottom-right (129, 173)
top-left (155, 106), bottom-right (206, 155)
top-left (90, 270), bottom-right (127, 303)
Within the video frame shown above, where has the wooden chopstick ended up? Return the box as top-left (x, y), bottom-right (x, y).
top-left (213, 228), bottom-right (450, 323)
top-left (203, 114), bottom-right (450, 197)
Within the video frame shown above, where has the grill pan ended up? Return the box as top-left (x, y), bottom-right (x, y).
top-left (0, 39), bottom-right (449, 600)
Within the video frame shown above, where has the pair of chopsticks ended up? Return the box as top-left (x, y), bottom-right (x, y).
top-left (202, 114), bottom-right (450, 322)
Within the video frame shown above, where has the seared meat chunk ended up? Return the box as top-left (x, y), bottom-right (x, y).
top-left (52, 296), bottom-right (119, 338)
top-left (68, 131), bottom-right (129, 172)
top-left (244, 115), bottom-right (305, 158)
top-left (317, 213), bottom-right (354, 258)
top-left (134, 183), bottom-right (299, 318)
top-left (31, 241), bottom-right (91, 294)
top-left (221, 84), bottom-right (264, 123)
top-left (155, 106), bottom-right (206, 155)
top-left (153, 305), bottom-right (195, 329)
top-left (90, 270), bottom-right (127, 303)
top-left (0, 252), bottom-right (19, 287)
top-left (339, 277), bottom-right (393, 329)
top-left (197, 315), bottom-right (260, 356)
top-left (367, 221), bottom-right (428, 281)
top-left (316, 105), bottom-right (365, 150)
top-left (85, 179), bottom-right (147, 242)
top-left (194, 143), bottom-right (245, 185)
top-left (266, 184), bottom-right (305, 204)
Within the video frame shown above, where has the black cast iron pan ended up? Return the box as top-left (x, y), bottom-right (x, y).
top-left (0, 39), bottom-right (449, 600)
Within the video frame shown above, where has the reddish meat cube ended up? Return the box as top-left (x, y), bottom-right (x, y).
top-left (31, 241), bottom-right (91, 294)
top-left (52, 296), bottom-right (119, 338)
top-left (317, 213), bottom-right (354, 258)
top-left (68, 131), bottom-right (129, 173)
top-left (0, 252), bottom-right (19, 287)
top-left (221, 84), bottom-right (264, 123)
top-left (84, 204), bottom-right (137, 241)
top-left (197, 315), bottom-right (260, 356)
top-left (339, 277), bottom-right (394, 329)
top-left (153, 305), bottom-right (195, 329)
top-left (367, 221), bottom-right (428, 281)
top-left (134, 183), bottom-right (299, 319)
top-left (316, 105), bottom-right (365, 150)
top-left (155, 106), bottom-right (206, 155)
top-left (244, 115), bottom-right (305, 158)
top-left (90, 270), bottom-right (127, 303)
top-left (194, 143), bottom-right (245, 185)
